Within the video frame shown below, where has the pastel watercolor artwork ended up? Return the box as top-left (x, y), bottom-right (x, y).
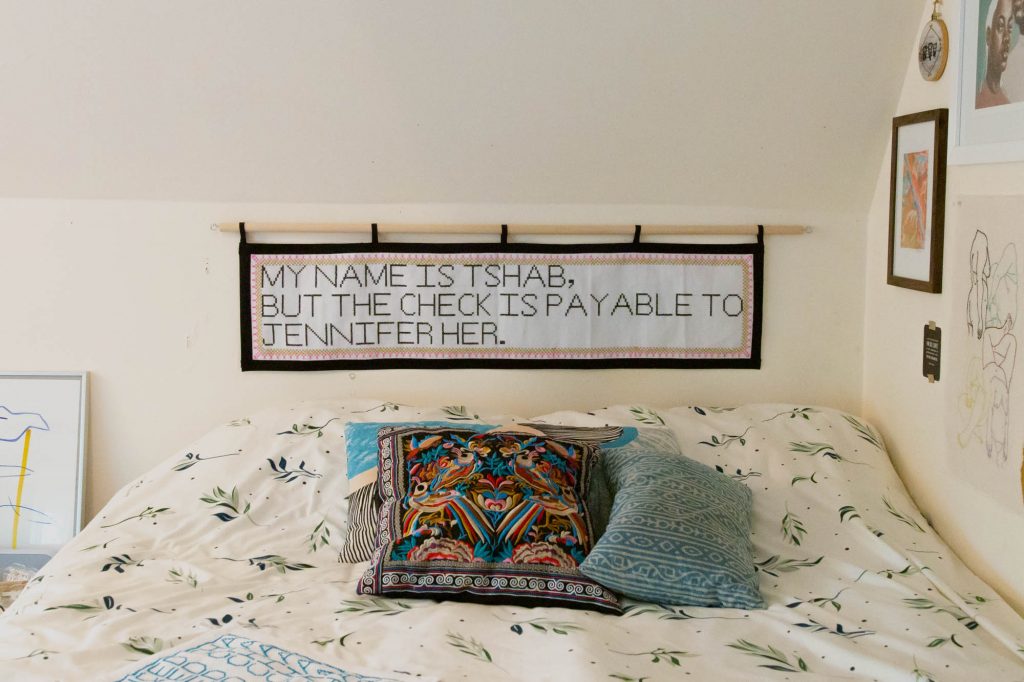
top-left (900, 150), bottom-right (929, 250)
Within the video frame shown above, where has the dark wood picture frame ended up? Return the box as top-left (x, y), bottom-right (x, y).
top-left (887, 108), bottom-right (947, 293)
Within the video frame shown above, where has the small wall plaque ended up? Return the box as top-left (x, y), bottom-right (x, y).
top-left (923, 321), bottom-right (941, 382)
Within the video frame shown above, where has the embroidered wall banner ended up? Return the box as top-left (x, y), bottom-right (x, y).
top-left (239, 238), bottom-right (763, 370)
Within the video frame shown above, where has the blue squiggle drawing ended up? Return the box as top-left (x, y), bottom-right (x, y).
top-left (0, 499), bottom-right (51, 524)
top-left (0, 406), bottom-right (50, 442)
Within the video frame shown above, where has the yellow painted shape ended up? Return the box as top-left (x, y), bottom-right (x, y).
top-left (12, 428), bottom-right (31, 549)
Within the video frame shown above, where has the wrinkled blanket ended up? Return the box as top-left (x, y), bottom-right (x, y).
top-left (0, 400), bottom-right (1021, 681)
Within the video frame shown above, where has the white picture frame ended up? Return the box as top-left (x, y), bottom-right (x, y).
top-left (952, 0), bottom-right (1024, 165)
top-left (0, 372), bottom-right (87, 559)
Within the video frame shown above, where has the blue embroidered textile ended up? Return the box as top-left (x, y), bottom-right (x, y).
top-left (116, 633), bottom-right (406, 681)
top-left (579, 430), bottom-right (764, 609)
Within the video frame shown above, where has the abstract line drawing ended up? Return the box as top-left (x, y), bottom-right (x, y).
top-left (900, 150), bottom-right (929, 249)
top-left (0, 406), bottom-right (49, 443)
top-left (958, 230), bottom-right (1019, 463)
top-left (0, 406), bottom-right (51, 548)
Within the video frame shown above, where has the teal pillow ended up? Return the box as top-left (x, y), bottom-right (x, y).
top-left (579, 434), bottom-right (764, 609)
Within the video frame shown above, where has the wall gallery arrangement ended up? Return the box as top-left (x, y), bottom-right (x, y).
top-left (954, 0), bottom-right (1024, 163)
top-left (888, 108), bottom-right (948, 293)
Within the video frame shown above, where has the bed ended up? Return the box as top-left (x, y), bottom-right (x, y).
top-left (0, 400), bottom-right (1022, 681)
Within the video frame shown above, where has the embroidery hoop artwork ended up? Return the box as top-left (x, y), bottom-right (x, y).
top-left (239, 236), bottom-right (764, 370)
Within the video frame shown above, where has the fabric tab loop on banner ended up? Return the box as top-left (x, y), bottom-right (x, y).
top-left (501, 225), bottom-right (509, 244)
top-left (370, 223), bottom-right (379, 244)
top-left (239, 222), bottom-right (247, 245)
top-left (633, 225), bottom-right (642, 244)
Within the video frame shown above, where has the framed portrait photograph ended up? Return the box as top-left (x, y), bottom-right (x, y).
top-left (888, 109), bottom-right (948, 293)
top-left (0, 372), bottom-right (87, 563)
top-left (952, 0), bottom-right (1024, 164)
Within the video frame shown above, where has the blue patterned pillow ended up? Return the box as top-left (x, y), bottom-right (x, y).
top-left (579, 431), bottom-right (764, 609)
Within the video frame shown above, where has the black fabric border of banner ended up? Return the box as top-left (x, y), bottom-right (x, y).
top-left (239, 239), bottom-right (763, 371)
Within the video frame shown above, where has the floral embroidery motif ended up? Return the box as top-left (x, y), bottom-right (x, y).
top-left (359, 428), bottom-right (619, 613)
top-left (393, 431), bottom-right (589, 565)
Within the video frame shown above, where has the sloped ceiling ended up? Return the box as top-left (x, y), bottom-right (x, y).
top-left (0, 1), bottom-right (922, 211)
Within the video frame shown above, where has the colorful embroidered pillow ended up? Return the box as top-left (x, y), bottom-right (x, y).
top-left (357, 426), bottom-right (620, 613)
top-left (339, 421), bottom-right (618, 563)
top-left (339, 421), bottom-right (487, 563)
top-left (579, 430), bottom-right (764, 609)
top-left (346, 421), bottom-right (494, 495)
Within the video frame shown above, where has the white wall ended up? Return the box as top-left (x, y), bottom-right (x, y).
top-left (0, 1), bottom-right (919, 212)
top-left (0, 199), bottom-right (865, 519)
top-left (862, 0), bottom-right (1024, 613)
top-left (0, 3), bottom-right (928, 575)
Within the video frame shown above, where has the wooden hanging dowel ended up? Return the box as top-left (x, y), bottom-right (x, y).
top-left (214, 222), bottom-right (809, 236)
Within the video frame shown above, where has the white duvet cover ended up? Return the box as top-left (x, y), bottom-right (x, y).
top-left (0, 400), bottom-right (1022, 681)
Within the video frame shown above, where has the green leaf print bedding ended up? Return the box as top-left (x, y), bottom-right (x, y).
top-left (0, 400), bottom-right (1022, 681)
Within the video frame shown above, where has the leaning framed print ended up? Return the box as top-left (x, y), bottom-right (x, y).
top-left (888, 109), bottom-right (948, 293)
top-left (0, 372), bottom-right (87, 561)
top-left (952, 0), bottom-right (1024, 164)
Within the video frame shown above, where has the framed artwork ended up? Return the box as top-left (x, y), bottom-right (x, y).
top-left (0, 372), bottom-right (87, 564)
top-left (952, 0), bottom-right (1024, 164)
top-left (888, 109), bottom-right (948, 293)
top-left (946, 196), bottom-right (1023, 514)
